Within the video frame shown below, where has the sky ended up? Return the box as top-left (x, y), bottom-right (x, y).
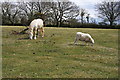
top-left (69, 0), bottom-right (103, 18)
top-left (69, 0), bottom-right (119, 23)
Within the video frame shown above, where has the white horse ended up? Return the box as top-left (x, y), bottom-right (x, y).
top-left (74, 32), bottom-right (94, 45)
top-left (29, 19), bottom-right (44, 39)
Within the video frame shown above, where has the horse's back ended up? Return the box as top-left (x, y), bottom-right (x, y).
top-left (30, 19), bottom-right (44, 28)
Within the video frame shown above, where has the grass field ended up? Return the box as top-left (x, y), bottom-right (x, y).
top-left (2, 26), bottom-right (118, 78)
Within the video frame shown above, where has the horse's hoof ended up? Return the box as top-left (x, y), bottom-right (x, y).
top-left (34, 37), bottom-right (36, 39)
top-left (30, 38), bottom-right (32, 40)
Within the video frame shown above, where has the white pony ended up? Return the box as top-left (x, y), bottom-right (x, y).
top-left (74, 32), bottom-right (94, 45)
top-left (29, 19), bottom-right (44, 39)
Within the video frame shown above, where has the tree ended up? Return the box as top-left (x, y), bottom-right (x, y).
top-left (86, 14), bottom-right (90, 23)
top-left (34, 1), bottom-right (52, 25)
top-left (19, 2), bottom-right (36, 25)
top-left (19, 1), bottom-right (52, 26)
top-left (80, 8), bottom-right (87, 24)
top-left (96, 1), bottom-right (120, 26)
top-left (90, 18), bottom-right (97, 24)
top-left (2, 2), bottom-right (21, 25)
top-left (2, 1), bottom-right (80, 27)
top-left (50, 1), bottom-right (79, 27)
top-left (67, 18), bottom-right (79, 27)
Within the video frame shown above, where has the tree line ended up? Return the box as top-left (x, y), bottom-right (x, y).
top-left (1, 0), bottom-right (120, 28)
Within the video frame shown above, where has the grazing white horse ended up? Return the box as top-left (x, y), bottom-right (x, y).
top-left (29, 19), bottom-right (44, 39)
top-left (74, 32), bottom-right (94, 45)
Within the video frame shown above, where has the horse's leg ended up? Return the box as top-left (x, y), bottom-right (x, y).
top-left (37, 28), bottom-right (40, 37)
top-left (41, 27), bottom-right (44, 37)
top-left (33, 28), bottom-right (37, 40)
top-left (74, 37), bottom-right (79, 45)
top-left (29, 28), bottom-right (33, 39)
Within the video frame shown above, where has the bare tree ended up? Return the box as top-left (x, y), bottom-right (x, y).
top-left (90, 18), bottom-right (97, 24)
top-left (2, 2), bottom-right (21, 25)
top-left (50, 1), bottom-right (79, 27)
top-left (19, 1), bottom-right (52, 26)
top-left (96, 1), bottom-right (120, 26)
top-left (2, 1), bottom-right (80, 27)
top-left (34, 1), bottom-right (52, 25)
top-left (80, 8), bottom-right (87, 24)
top-left (86, 14), bottom-right (90, 23)
top-left (19, 2), bottom-right (36, 25)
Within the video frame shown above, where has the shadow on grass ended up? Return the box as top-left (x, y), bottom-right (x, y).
top-left (68, 43), bottom-right (86, 46)
top-left (18, 37), bottom-right (29, 40)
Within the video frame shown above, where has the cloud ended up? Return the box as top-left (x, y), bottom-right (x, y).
top-left (69, 0), bottom-right (120, 19)
top-left (69, 0), bottom-right (97, 18)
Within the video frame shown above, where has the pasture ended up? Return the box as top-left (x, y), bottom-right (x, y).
top-left (2, 26), bottom-right (118, 78)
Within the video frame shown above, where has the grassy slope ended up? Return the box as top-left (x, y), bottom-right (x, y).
top-left (2, 26), bottom-right (118, 78)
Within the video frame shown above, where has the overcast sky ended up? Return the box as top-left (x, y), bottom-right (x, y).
top-left (69, 0), bottom-right (104, 18)
top-left (70, 0), bottom-right (119, 23)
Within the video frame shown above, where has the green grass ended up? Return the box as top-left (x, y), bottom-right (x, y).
top-left (2, 26), bottom-right (118, 78)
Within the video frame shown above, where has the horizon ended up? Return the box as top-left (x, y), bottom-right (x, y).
top-left (1, 0), bottom-right (120, 24)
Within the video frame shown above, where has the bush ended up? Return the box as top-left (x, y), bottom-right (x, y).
top-left (2, 23), bottom-right (120, 29)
